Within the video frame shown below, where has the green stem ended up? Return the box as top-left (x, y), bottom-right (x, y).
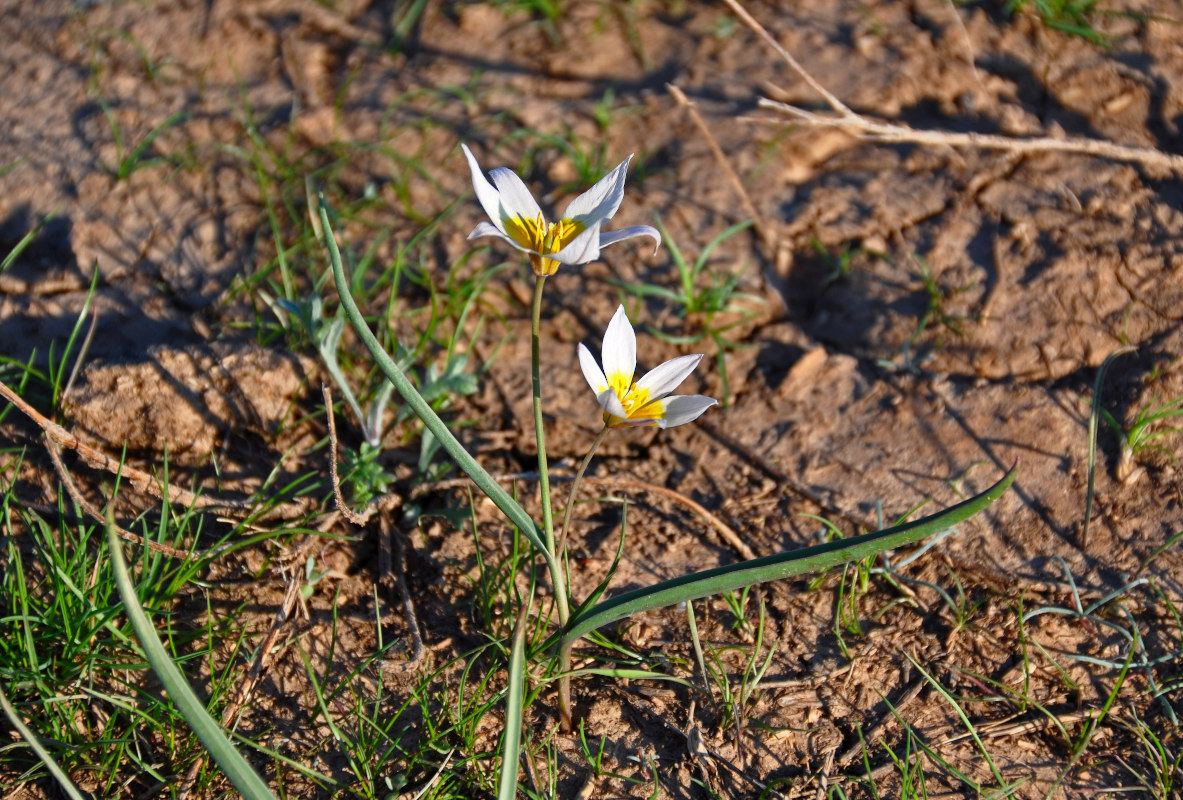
top-left (557, 425), bottom-right (609, 564)
top-left (556, 424), bottom-right (609, 732)
top-left (557, 637), bottom-right (576, 732)
top-left (531, 274), bottom-right (569, 626)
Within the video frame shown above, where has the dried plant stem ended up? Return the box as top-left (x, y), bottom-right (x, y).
top-left (720, 0), bottom-right (854, 118)
top-left (322, 387), bottom-right (422, 669)
top-left (0, 375), bottom-right (314, 518)
top-left (45, 438), bottom-right (197, 560)
top-left (385, 513), bottom-right (426, 671)
top-left (0, 377), bottom-right (223, 511)
top-left (588, 475), bottom-right (759, 562)
top-left (723, 0), bottom-right (1183, 175)
top-left (667, 83), bottom-right (774, 251)
top-left (323, 384), bottom-right (374, 526)
top-left (414, 469), bottom-right (755, 562)
top-left (758, 100), bottom-right (1183, 173)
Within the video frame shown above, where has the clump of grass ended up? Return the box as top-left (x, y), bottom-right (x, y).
top-left (0, 493), bottom-right (230, 794)
top-left (1103, 392), bottom-right (1183, 483)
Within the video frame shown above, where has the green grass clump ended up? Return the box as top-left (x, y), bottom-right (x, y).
top-left (0, 494), bottom-right (227, 795)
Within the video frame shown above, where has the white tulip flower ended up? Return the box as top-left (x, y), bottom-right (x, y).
top-left (462, 144), bottom-right (660, 276)
top-left (578, 305), bottom-right (718, 428)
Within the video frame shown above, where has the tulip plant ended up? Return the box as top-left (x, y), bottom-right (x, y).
top-left (320, 145), bottom-right (1016, 797)
top-left (30, 146), bottom-right (1014, 800)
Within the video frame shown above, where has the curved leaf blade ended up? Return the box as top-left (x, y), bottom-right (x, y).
top-left (561, 465), bottom-right (1017, 645)
top-left (106, 517), bottom-right (278, 800)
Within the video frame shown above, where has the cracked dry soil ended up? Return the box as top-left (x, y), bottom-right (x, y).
top-left (2, 1), bottom-right (1182, 797)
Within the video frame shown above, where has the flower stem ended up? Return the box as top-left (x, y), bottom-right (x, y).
top-left (557, 425), bottom-right (609, 563)
top-left (556, 423), bottom-right (609, 732)
top-left (558, 637), bottom-right (576, 732)
top-left (531, 274), bottom-right (569, 626)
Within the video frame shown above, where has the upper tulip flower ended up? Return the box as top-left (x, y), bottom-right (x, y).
top-left (578, 305), bottom-right (718, 428)
top-left (462, 144), bottom-right (660, 276)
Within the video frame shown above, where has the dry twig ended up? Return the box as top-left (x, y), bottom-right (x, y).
top-left (45, 438), bottom-right (197, 560)
top-left (412, 469), bottom-right (757, 562)
top-left (323, 384), bottom-right (374, 526)
top-left (583, 475), bottom-right (758, 562)
top-left (757, 100), bottom-right (1183, 173)
top-left (0, 376), bottom-right (315, 519)
top-left (667, 83), bottom-right (774, 253)
top-left (723, 0), bottom-right (1183, 175)
top-left (380, 514), bottom-right (426, 672)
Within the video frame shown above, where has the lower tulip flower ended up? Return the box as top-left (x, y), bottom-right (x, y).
top-left (578, 305), bottom-right (718, 428)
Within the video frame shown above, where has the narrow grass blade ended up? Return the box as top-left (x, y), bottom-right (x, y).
top-left (497, 602), bottom-right (531, 800)
top-left (906, 655), bottom-right (1011, 791)
top-left (0, 682), bottom-right (88, 800)
top-left (1, 210), bottom-right (57, 277)
top-left (553, 668), bottom-right (702, 692)
top-left (1083, 346), bottom-right (1135, 549)
top-left (560, 465), bottom-right (1017, 645)
top-left (105, 516), bottom-right (278, 800)
top-left (319, 197), bottom-right (550, 562)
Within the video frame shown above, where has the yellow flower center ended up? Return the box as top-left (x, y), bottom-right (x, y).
top-left (504, 212), bottom-right (585, 276)
top-left (605, 373), bottom-right (660, 425)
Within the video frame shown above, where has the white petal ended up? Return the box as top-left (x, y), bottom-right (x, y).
top-left (550, 222), bottom-right (602, 266)
top-left (601, 305), bottom-right (635, 390)
top-left (560, 155), bottom-right (631, 226)
top-left (577, 343), bottom-right (608, 395)
top-left (462, 144), bottom-right (506, 234)
top-left (467, 222), bottom-right (534, 254)
top-left (598, 224), bottom-right (662, 256)
top-left (489, 166), bottom-right (543, 223)
top-left (653, 395), bottom-right (718, 428)
top-left (635, 354), bottom-right (703, 400)
top-left (600, 388), bottom-right (628, 420)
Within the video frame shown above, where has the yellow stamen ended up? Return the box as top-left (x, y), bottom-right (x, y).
top-left (604, 376), bottom-right (661, 425)
top-left (504, 212), bottom-right (586, 276)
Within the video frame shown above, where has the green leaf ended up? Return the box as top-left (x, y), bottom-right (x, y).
top-left (559, 464), bottom-right (1017, 646)
top-left (319, 195), bottom-right (557, 574)
top-left (496, 601), bottom-right (531, 800)
top-left (105, 515), bottom-right (278, 800)
top-left (0, 682), bottom-right (88, 800)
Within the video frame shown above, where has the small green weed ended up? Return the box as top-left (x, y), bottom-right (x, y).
top-left (96, 101), bottom-right (190, 181)
top-left (0, 496), bottom-right (226, 793)
top-left (613, 216), bottom-right (761, 406)
top-left (1102, 392), bottom-right (1183, 482)
top-left (809, 237), bottom-right (884, 285)
top-left (1114, 708), bottom-right (1183, 799)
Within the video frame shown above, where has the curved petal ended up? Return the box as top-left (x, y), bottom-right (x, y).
top-left (600, 305), bottom-right (636, 391)
top-left (551, 222), bottom-right (602, 266)
top-left (635, 353), bottom-right (703, 400)
top-left (462, 144), bottom-right (506, 234)
top-left (598, 224), bottom-right (662, 256)
top-left (652, 394), bottom-right (718, 428)
top-left (561, 155), bottom-right (631, 226)
top-left (577, 343), bottom-right (608, 395)
top-left (489, 166), bottom-right (543, 223)
top-left (467, 222), bottom-right (535, 254)
top-left (599, 388), bottom-right (628, 420)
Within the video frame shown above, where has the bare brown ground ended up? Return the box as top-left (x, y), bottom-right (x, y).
top-left (1, 0), bottom-right (1181, 797)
